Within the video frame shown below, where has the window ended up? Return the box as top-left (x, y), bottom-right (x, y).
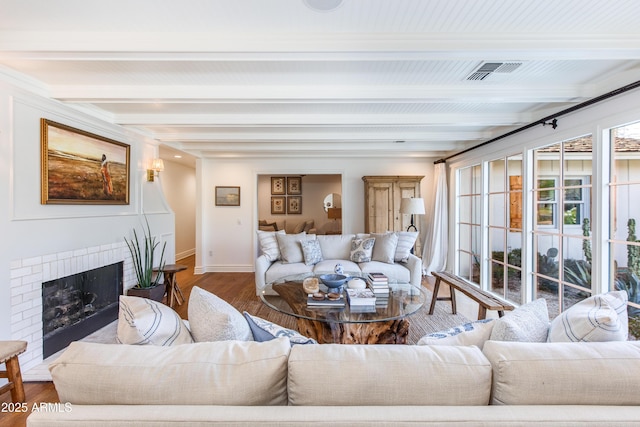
top-left (532, 136), bottom-right (593, 318)
top-left (610, 121), bottom-right (640, 338)
top-left (536, 177), bottom-right (590, 227)
top-left (457, 165), bottom-right (482, 285)
top-left (488, 156), bottom-right (523, 305)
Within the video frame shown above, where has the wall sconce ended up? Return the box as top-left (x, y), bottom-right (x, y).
top-left (147, 158), bottom-right (164, 182)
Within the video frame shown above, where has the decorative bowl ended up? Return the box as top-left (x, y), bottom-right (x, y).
top-left (319, 273), bottom-right (348, 289)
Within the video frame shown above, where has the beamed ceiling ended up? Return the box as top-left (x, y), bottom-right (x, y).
top-left (2, 0), bottom-right (640, 166)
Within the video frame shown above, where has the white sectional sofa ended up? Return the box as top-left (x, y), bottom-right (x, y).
top-left (255, 232), bottom-right (422, 294)
top-left (28, 338), bottom-right (640, 426)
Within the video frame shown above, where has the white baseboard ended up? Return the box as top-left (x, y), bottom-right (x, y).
top-left (176, 248), bottom-right (195, 261)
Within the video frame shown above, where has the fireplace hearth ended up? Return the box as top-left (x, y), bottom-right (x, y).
top-left (42, 262), bottom-right (123, 358)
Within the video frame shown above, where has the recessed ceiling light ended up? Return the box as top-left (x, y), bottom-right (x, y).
top-left (303, 0), bottom-right (344, 12)
top-left (174, 155), bottom-right (182, 158)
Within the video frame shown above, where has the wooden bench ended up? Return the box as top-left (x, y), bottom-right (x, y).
top-left (428, 271), bottom-right (515, 320)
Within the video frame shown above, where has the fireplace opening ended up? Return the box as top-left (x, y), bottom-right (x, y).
top-left (42, 262), bottom-right (123, 358)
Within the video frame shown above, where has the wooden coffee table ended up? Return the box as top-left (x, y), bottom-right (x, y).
top-left (260, 273), bottom-right (426, 344)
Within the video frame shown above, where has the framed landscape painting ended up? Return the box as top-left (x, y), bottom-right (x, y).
top-left (41, 119), bottom-right (130, 204)
top-left (215, 186), bottom-right (240, 206)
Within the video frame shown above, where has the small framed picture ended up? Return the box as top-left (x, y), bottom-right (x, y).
top-left (215, 186), bottom-right (240, 206)
top-left (271, 196), bottom-right (286, 214)
top-left (271, 177), bottom-right (285, 195)
top-left (287, 176), bottom-right (302, 195)
top-left (287, 196), bottom-right (302, 214)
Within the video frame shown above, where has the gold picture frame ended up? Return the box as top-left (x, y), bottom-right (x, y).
top-left (215, 186), bottom-right (240, 206)
top-left (287, 176), bottom-right (302, 195)
top-left (41, 119), bottom-right (130, 204)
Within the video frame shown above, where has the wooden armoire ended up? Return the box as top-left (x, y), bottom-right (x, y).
top-left (362, 175), bottom-right (424, 234)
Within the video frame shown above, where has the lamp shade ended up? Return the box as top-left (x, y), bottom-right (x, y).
top-left (399, 198), bottom-right (425, 215)
top-left (150, 158), bottom-right (164, 172)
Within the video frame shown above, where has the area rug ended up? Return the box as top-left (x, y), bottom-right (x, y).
top-left (24, 288), bottom-right (468, 381)
top-left (230, 288), bottom-right (469, 345)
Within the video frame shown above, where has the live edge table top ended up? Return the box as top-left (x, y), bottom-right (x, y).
top-left (260, 272), bottom-right (426, 325)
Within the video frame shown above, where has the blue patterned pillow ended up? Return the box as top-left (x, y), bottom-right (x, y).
top-left (417, 319), bottom-right (495, 347)
top-left (350, 237), bottom-right (375, 262)
top-left (243, 312), bottom-right (317, 345)
top-left (301, 239), bottom-right (323, 265)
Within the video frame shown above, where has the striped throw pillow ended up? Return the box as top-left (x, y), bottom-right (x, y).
top-left (548, 290), bottom-right (629, 342)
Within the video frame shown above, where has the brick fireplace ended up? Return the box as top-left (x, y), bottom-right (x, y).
top-left (9, 242), bottom-right (135, 372)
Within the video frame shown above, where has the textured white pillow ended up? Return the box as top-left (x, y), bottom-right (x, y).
top-left (371, 232), bottom-right (399, 264)
top-left (276, 232), bottom-right (312, 264)
top-left (117, 295), bottom-right (193, 346)
top-left (418, 319), bottom-right (495, 347)
top-left (188, 286), bottom-right (252, 342)
top-left (350, 237), bottom-right (375, 262)
top-left (490, 298), bottom-right (549, 342)
top-left (394, 231), bottom-right (418, 262)
top-left (256, 229), bottom-right (285, 261)
top-left (548, 290), bottom-right (629, 342)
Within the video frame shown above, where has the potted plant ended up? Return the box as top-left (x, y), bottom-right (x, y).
top-left (124, 215), bottom-right (167, 301)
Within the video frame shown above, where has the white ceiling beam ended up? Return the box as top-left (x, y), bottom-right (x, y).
top-left (153, 130), bottom-right (491, 143)
top-left (51, 84), bottom-right (587, 103)
top-left (115, 113), bottom-right (529, 126)
top-left (2, 32), bottom-right (640, 60)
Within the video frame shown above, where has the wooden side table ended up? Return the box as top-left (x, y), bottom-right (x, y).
top-left (154, 264), bottom-right (187, 308)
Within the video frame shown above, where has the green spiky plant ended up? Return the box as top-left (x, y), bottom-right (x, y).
top-left (124, 216), bottom-right (166, 289)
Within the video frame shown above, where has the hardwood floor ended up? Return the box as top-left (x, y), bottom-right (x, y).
top-left (0, 255), bottom-right (439, 427)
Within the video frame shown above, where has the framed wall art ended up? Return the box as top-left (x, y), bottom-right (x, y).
top-left (271, 196), bottom-right (286, 214)
top-left (41, 118), bottom-right (130, 205)
top-left (287, 176), bottom-right (302, 195)
top-left (287, 196), bottom-right (302, 214)
top-left (271, 177), bottom-right (285, 195)
top-left (215, 186), bottom-right (240, 206)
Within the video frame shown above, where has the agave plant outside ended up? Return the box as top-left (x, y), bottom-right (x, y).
top-left (124, 216), bottom-right (167, 289)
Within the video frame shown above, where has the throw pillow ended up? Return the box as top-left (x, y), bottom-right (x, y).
top-left (418, 319), bottom-right (495, 347)
top-left (117, 295), bottom-right (194, 346)
top-left (276, 232), bottom-right (313, 264)
top-left (371, 232), bottom-right (399, 264)
top-left (490, 298), bottom-right (549, 342)
top-left (394, 231), bottom-right (418, 262)
top-left (300, 239), bottom-right (323, 265)
top-left (243, 312), bottom-right (317, 345)
top-left (547, 290), bottom-right (629, 342)
top-left (350, 237), bottom-right (375, 263)
top-left (292, 221), bottom-right (305, 234)
top-left (303, 219), bottom-right (315, 233)
top-left (256, 229), bottom-right (285, 261)
top-left (187, 286), bottom-right (253, 342)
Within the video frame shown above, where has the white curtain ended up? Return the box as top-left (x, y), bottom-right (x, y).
top-left (423, 162), bottom-right (448, 276)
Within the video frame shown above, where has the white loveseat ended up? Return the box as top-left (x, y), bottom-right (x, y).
top-left (255, 232), bottom-right (422, 294)
top-left (27, 338), bottom-right (640, 426)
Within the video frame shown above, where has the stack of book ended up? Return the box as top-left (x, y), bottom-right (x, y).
top-left (346, 288), bottom-right (377, 309)
top-left (306, 293), bottom-right (345, 308)
top-left (366, 273), bottom-right (390, 308)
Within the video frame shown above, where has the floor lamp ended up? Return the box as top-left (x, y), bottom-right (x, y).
top-left (400, 197), bottom-right (425, 253)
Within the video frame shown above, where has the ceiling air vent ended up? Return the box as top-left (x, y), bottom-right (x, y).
top-left (465, 61), bottom-right (523, 81)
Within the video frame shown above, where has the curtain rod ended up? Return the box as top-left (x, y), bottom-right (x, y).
top-left (435, 79), bottom-right (640, 164)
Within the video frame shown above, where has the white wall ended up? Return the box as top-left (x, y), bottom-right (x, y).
top-left (0, 79), bottom-right (175, 341)
top-left (160, 159), bottom-right (196, 260)
top-left (195, 157), bottom-right (436, 274)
